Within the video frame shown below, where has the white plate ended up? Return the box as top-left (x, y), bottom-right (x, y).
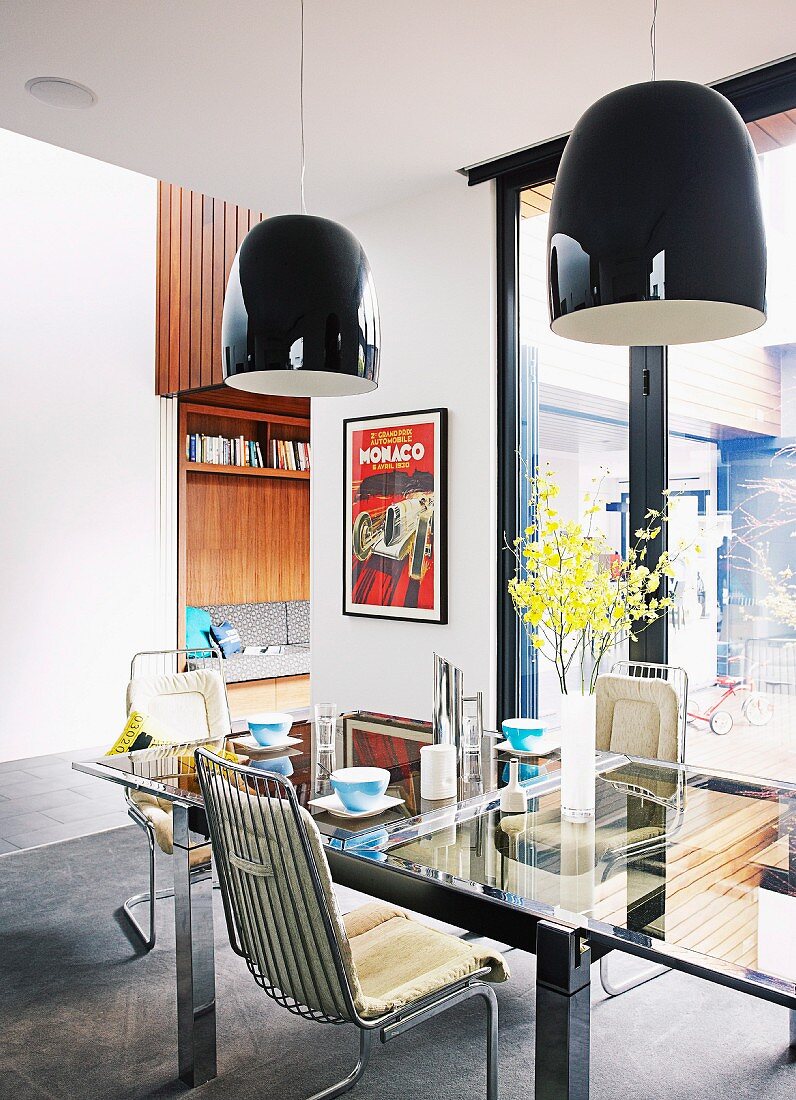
top-left (496, 734), bottom-right (560, 757)
top-left (307, 792), bottom-right (405, 820)
top-left (233, 733), bottom-right (302, 752)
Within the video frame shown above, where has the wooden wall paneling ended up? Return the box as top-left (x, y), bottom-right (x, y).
top-left (212, 196), bottom-right (225, 391)
top-left (168, 185), bottom-right (182, 395)
top-left (156, 184), bottom-right (170, 394)
top-left (185, 473), bottom-right (310, 605)
top-left (189, 189), bottom-right (203, 391)
top-left (155, 181), bottom-right (266, 395)
top-left (224, 201), bottom-right (238, 304)
top-left (237, 205), bottom-right (249, 249)
top-left (179, 188), bottom-right (191, 392)
top-left (200, 194), bottom-right (214, 389)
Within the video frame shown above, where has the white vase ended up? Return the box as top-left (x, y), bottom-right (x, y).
top-left (559, 691), bottom-right (596, 820)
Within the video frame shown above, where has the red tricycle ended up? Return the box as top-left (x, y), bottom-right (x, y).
top-left (687, 675), bottom-right (773, 736)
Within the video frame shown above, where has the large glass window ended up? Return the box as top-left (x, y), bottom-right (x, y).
top-left (518, 186), bottom-right (628, 726)
top-left (668, 119), bottom-right (796, 782)
top-left (504, 92), bottom-right (796, 783)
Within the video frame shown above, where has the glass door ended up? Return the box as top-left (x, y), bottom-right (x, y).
top-left (517, 185), bottom-right (629, 726)
top-left (668, 110), bottom-right (796, 781)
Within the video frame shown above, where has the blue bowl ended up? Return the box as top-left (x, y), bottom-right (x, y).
top-left (249, 755), bottom-right (294, 778)
top-left (502, 717), bottom-right (548, 752)
top-left (247, 711), bottom-right (293, 746)
top-left (347, 828), bottom-right (389, 862)
top-left (330, 767), bottom-right (390, 813)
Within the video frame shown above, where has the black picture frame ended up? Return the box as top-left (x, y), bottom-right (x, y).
top-left (342, 408), bottom-right (448, 624)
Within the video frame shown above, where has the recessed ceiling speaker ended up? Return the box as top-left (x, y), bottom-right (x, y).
top-left (25, 77), bottom-right (97, 110)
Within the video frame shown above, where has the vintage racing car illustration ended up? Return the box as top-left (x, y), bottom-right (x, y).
top-left (352, 473), bottom-right (434, 583)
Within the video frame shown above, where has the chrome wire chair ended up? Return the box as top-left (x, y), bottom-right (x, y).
top-left (122, 646), bottom-right (230, 950)
top-left (195, 748), bottom-right (505, 1100)
top-left (595, 659), bottom-right (689, 997)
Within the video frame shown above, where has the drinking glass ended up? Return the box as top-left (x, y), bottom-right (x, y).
top-left (315, 703), bottom-right (338, 751)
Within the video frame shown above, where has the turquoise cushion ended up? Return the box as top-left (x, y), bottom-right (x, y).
top-left (186, 606), bottom-right (212, 651)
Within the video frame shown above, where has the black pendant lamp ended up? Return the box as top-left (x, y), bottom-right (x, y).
top-left (547, 78), bottom-right (767, 346)
top-left (222, 2), bottom-right (380, 397)
top-left (223, 215), bottom-right (379, 396)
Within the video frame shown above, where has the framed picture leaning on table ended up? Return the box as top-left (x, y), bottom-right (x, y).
top-left (343, 408), bottom-right (448, 623)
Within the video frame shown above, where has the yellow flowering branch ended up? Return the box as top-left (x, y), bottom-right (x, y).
top-left (508, 465), bottom-right (688, 695)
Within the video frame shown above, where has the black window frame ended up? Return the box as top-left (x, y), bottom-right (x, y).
top-left (474, 55), bottom-right (796, 724)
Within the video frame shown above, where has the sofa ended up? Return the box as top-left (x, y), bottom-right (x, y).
top-left (190, 600), bottom-right (310, 684)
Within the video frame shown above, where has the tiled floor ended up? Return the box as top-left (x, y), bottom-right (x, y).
top-left (0, 747), bottom-right (129, 854)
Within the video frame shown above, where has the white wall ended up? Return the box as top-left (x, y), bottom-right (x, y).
top-left (311, 177), bottom-right (496, 724)
top-left (0, 129), bottom-right (160, 761)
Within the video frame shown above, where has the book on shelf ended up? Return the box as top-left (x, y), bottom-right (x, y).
top-left (270, 437), bottom-right (311, 473)
top-left (185, 433), bottom-right (265, 469)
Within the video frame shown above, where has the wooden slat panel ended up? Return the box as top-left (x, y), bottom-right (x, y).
top-left (154, 184), bottom-right (264, 395)
top-left (179, 188), bottom-right (191, 392)
top-left (156, 182), bottom-right (171, 394)
top-left (211, 196), bottom-right (225, 392)
top-left (237, 205), bottom-right (248, 249)
top-left (168, 184), bottom-right (182, 395)
top-left (224, 201), bottom-right (238, 295)
top-left (189, 189), bottom-right (203, 391)
top-left (200, 193), bottom-right (214, 389)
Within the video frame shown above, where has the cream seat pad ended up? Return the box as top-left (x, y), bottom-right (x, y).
top-left (126, 669), bottom-right (230, 742)
top-left (595, 674), bottom-right (679, 761)
top-left (344, 902), bottom-right (509, 1019)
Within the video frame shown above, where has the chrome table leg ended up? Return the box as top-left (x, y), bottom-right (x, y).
top-left (173, 804), bottom-right (216, 1087)
top-left (790, 1007), bottom-right (796, 1050)
top-left (534, 921), bottom-right (591, 1100)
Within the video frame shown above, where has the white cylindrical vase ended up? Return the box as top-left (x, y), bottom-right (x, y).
top-left (420, 743), bottom-right (457, 801)
top-left (559, 691), bottom-right (596, 820)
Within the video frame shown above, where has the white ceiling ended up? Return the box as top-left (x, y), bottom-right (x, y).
top-left (0, 1), bottom-right (793, 220)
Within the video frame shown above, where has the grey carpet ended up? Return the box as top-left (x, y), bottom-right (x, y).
top-left (0, 827), bottom-right (793, 1100)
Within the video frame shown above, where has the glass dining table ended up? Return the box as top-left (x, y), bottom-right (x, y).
top-left (73, 711), bottom-right (796, 1100)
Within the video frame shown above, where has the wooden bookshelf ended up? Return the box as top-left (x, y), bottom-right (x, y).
top-left (177, 392), bottom-right (311, 628)
top-left (185, 462), bottom-right (309, 480)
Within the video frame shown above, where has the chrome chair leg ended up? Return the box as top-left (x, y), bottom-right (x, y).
top-left (598, 953), bottom-right (669, 997)
top-left (308, 1029), bottom-right (373, 1100)
top-left (482, 984), bottom-right (499, 1100)
top-left (122, 814), bottom-right (173, 951)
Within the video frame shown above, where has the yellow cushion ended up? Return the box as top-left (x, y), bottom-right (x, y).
top-left (344, 901), bottom-right (509, 1019)
top-left (106, 710), bottom-right (178, 755)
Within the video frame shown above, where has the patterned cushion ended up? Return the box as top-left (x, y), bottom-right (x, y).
top-left (222, 646), bottom-right (310, 683)
top-left (200, 602), bottom-right (288, 646)
top-left (286, 601), bottom-right (310, 644)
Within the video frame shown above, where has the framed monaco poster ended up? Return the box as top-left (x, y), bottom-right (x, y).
top-left (343, 408), bottom-right (448, 623)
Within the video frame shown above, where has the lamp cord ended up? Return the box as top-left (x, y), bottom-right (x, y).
top-left (650, 0), bottom-right (658, 81)
top-left (300, 0), bottom-right (307, 214)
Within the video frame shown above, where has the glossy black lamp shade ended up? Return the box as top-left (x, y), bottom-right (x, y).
top-left (222, 215), bottom-right (380, 396)
top-left (548, 80), bottom-right (766, 345)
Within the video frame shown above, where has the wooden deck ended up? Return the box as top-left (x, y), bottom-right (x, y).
top-left (684, 686), bottom-right (796, 784)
